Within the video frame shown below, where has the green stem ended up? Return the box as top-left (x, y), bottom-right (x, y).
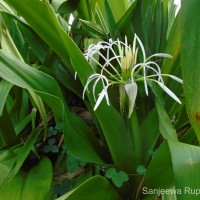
top-left (129, 109), bottom-right (142, 166)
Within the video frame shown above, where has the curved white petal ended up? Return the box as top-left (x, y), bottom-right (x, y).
top-left (146, 53), bottom-right (172, 61)
top-left (157, 82), bottom-right (181, 104)
top-left (162, 74), bottom-right (183, 84)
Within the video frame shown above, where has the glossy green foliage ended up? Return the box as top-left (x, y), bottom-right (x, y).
top-left (0, 0), bottom-right (199, 199)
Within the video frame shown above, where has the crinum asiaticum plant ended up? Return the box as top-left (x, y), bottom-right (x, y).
top-left (1, 0), bottom-right (200, 200)
top-left (83, 34), bottom-right (183, 118)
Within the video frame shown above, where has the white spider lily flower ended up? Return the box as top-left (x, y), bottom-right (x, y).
top-left (82, 34), bottom-right (183, 116)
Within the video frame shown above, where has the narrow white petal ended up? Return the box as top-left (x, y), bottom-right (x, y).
top-left (82, 78), bottom-right (94, 99)
top-left (74, 72), bottom-right (77, 80)
top-left (131, 63), bottom-right (143, 83)
top-left (146, 53), bottom-right (173, 61)
top-left (104, 85), bottom-right (110, 106)
top-left (162, 74), bottom-right (183, 84)
top-left (146, 61), bottom-right (161, 75)
top-left (146, 64), bottom-right (164, 83)
top-left (125, 36), bottom-right (128, 56)
top-left (83, 74), bottom-right (101, 99)
top-left (133, 35), bottom-right (136, 55)
top-left (131, 63), bottom-right (143, 74)
top-left (103, 55), bottom-right (122, 67)
top-left (142, 64), bottom-right (148, 96)
top-left (93, 77), bottom-right (101, 101)
top-left (144, 75), bottom-right (149, 96)
top-left (93, 89), bottom-right (108, 111)
top-left (135, 34), bottom-right (146, 61)
top-left (157, 82), bottom-right (181, 104)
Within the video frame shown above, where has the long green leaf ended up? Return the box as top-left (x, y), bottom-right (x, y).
top-left (29, 91), bottom-right (48, 138)
top-left (140, 108), bottom-right (160, 164)
top-left (0, 108), bottom-right (17, 148)
top-left (0, 157), bottom-right (52, 200)
top-left (162, 13), bottom-right (181, 76)
top-left (107, 0), bottom-right (127, 21)
top-left (156, 99), bottom-right (178, 141)
top-left (0, 79), bottom-right (12, 116)
top-left (5, 0), bottom-right (73, 71)
top-left (80, 19), bottom-right (107, 38)
top-left (142, 141), bottom-right (174, 200)
top-left (57, 0), bottom-right (80, 14)
top-left (1, 22), bottom-right (48, 135)
top-left (181, 0), bottom-right (200, 141)
top-left (105, 0), bottom-right (121, 40)
top-left (0, 148), bottom-right (18, 186)
top-left (7, 128), bottom-right (41, 180)
top-left (56, 175), bottom-right (122, 200)
top-left (168, 141), bottom-right (200, 200)
top-left (117, 0), bottom-right (137, 39)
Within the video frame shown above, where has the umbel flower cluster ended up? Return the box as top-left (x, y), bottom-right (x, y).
top-left (83, 34), bottom-right (183, 118)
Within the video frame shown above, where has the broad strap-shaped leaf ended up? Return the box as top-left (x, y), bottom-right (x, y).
top-left (181, 0), bottom-right (200, 141)
top-left (105, 0), bottom-right (121, 40)
top-left (168, 141), bottom-right (200, 200)
top-left (80, 19), bottom-right (107, 38)
top-left (56, 175), bottom-right (122, 200)
top-left (143, 140), bottom-right (200, 200)
top-left (0, 148), bottom-right (17, 186)
top-left (57, 0), bottom-right (80, 14)
top-left (1, 23), bottom-right (48, 135)
top-left (0, 109), bottom-right (17, 148)
top-left (107, 0), bottom-right (127, 22)
top-left (0, 80), bottom-right (12, 116)
top-left (117, 0), bottom-right (137, 40)
top-left (156, 99), bottom-right (178, 141)
top-left (162, 12), bottom-right (181, 76)
top-left (6, 128), bottom-right (41, 180)
top-left (0, 157), bottom-right (52, 200)
top-left (142, 141), bottom-right (174, 200)
top-left (139, 108), bottom-right (160, 164)
top-left (5, 0), bottom-right (73, 71)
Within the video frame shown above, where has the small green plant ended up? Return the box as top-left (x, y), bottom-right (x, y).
top-left (136, 165), bottom-right (147, 175)
top-left (47, 127), bottom-right (57, 137)
top-left (47, 122), bottom-right (63, 137)
top-left (44, 138), bottom-right (59, 153)
top-left (106, 168), bottom-right (129, 188)
top-left (53, 179), bottom-right (72, 197)
top-left (67, 153), bottom-right (87, 173)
